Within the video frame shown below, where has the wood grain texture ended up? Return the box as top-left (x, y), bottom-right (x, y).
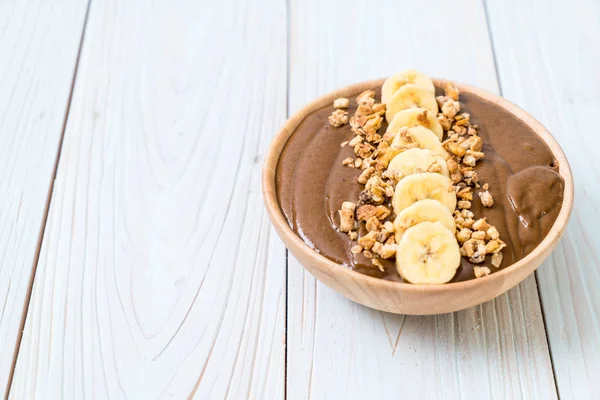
top-left (486, 0), bottom-right (600, 397)
top-left (0, 0), bottom-right (88, 392)
top-left (10, 0), bottom-right (287, 398)
top-left (287, 0), bottom-right (557, 398)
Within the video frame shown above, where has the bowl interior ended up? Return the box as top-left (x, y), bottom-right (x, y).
top-left (262, 78), bottom-right (574, 295)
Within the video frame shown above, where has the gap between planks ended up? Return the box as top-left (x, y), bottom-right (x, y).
top-left (4, 0), bottom-right (94, 397)
top-left (284, 0), bottom-right (292, 397)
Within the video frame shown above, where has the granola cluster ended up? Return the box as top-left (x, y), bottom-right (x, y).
top-left (332, 83), bottom-right (506, 278)
top-left (332, 90), bottom-right (399, 270)
top-left (436, 83), bottom-right (505, 274)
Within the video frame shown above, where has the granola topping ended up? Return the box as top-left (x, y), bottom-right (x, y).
top-left (328, 109), bottom-right (349, 127)
top-left (334, 82), bottom-right (507, 276)
top-left (277, 76), bottom-right (563, 283)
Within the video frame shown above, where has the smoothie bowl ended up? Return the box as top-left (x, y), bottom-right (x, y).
top-left (263, 70), bottom-right (573, 314)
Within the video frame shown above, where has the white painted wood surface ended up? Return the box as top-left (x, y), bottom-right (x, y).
top-left (287, 0), bottom-right (557, 399)
top-left (1, 0), bottom-right (598, 398)
top-left (9, 0), bottom-right (287, 398)
top-left (0, 0), bottom-right (88, 392)
top-left (486, 0), bottom-right (600, 397)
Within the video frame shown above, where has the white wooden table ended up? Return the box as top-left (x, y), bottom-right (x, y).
top-left (0, 0), bottom-right (598, 398)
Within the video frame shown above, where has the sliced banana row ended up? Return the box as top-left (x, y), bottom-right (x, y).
top-left (381, 69), bottom-right (461, 284)
top-left (392, 172), bottom-right (460, 284)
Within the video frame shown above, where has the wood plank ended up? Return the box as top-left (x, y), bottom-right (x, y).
top-left (0, 0), bottom-right (88, 392)
top-left (9, 0), bottom-right (287, 397)
top-left (486, 0), bottom-right (600, 397)
top-left (287, 0), bottom-right (557, 398)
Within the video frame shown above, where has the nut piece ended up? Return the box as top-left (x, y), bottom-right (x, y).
top-left (376, 229), bottom-right (390, 243)
top-left (338, 202), bottom-right (356, 232)
top-left (333, 97), bottom-right (349, 109)
top-left (491, 252), bottom-right (503, 268)
top-left (485, 239), bottom-right (500, 254)
top-left (383, 221), bottom-right (395, 233)
top-left (462, 154), bottom-right (477, 167)
top-left (371, 258), bottom-right (385, 272)
top-left (358, 189), bottom-right (374, 204)
top-left (471, 231), bottom-right (486, 240)
top-left (462, 238), bottom-right (484, 258)
top-left (348, 135), bottom-right (363, 147)
top-left (355, 104), bottom-right (374, 117)
top-left (356, 90), bottom-right (376, 106)
top-left (446, 158), bottom-right (459, 173)
top-left (456, 186), bottom-right (473, 201)
top-left (328, 109), bottom-right (348, 127)
top-left (355, 142), bottom-right (375, 159)
top-left (466, 150), bottom-right (485, 161)
top-left (358, 167), bottom-right (376, 184)
top-left (366, 216), bottom-right (380, 232)
top-left (472, 218), bottom-right (491, 232)
top-left (438, 114), bottom-right (452, 131)
top-left (372, 103), bottom-right (386, 115)
top-left (461, 209), bottom-right (474, 219)
top-left (470, 250), bottom-right (486, 264)
top-left (375, 206), bottom-right (391, 220)
top-left (454, 113), bottom-right (470, 126)
top-left (427, 160), bottom-right (443, 173)
top-left (444, 83), bottom-right (460, 101)
top-left (357, 204), bottom-right (377, 221)
top-left (441, 99), bottom-right (460, 119)
top-left (348, 231), bottom-right (358, 240)
top-left (456, 228), bottom-right (472, 244)
top-left (469, 136), bottom-right (483, 152)
top-left (358, 231), bottom-right (378, 250)
top-left (350, 244), bottom-right (363, 254)
top-left (457, 200), bottom-right (471, 209)
top-left (486, 226), bottom-right (500, 240)
top-left (446, 141), bottom-right (466, 157)
top-left (478, 190), bottom-right (494, 207)
top-left (377, 243), bottom-right (396, 259)
top-left (473, 266), bottom-right (491, 278)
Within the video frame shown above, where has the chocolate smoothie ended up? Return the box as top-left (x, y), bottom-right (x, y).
top-left (276, 86), bottom-right (564, 282)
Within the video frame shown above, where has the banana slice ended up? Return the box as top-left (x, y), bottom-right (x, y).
top-left (387, 148), bottom-right (449, 179)
top-left (386, 107), bottom-right (444, 141)
top-left (386, 84), bottom-right (438, 122)
top-left (391, 126), bottom-right (449, 159)
top-left (396, 221), bottom-right (461, 284)
top-left (381, 69), bottom-right (435, 104)
top-left (392, 172), bottom-right (456, 214)
top-left (393, 199), bottom-right (455, 243)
